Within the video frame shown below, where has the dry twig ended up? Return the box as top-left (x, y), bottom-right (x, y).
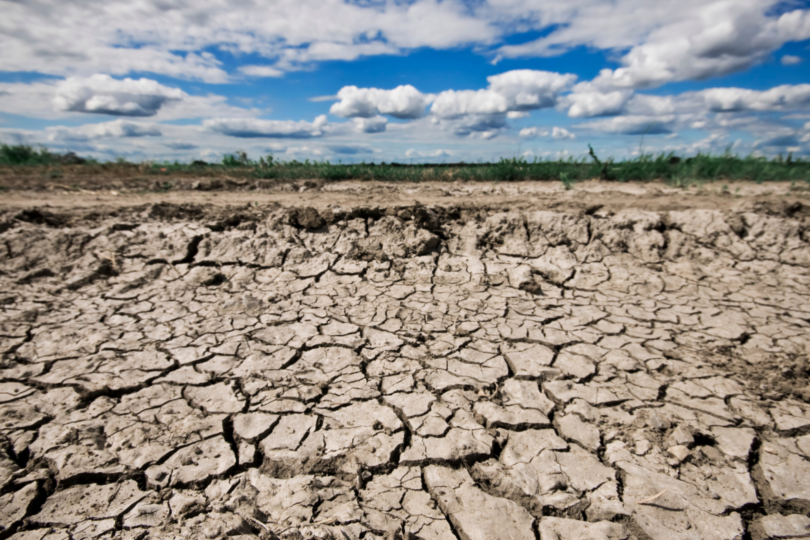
top-left (637, 488), bottom-right (668, 505)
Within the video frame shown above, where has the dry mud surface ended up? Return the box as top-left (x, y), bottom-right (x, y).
top-left (1, 182), bottom-right (810, 540)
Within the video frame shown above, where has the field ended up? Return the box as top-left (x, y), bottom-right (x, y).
top-left (3, 143), bottom-right (810, 189)
top-left (1, 167), bottom-right (810, 540)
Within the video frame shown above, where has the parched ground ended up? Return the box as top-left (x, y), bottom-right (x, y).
top-left (1, 180), bottom-right (810, 540)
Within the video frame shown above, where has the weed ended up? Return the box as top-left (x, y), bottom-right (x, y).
top-left (560, 172), bottom-right (574, 190)
top-left (222, 151), bottom-right (250, 167)
top-left (1, 144), bottom-right (52, 165)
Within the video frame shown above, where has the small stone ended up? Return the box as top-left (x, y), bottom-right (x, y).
top-left (169, 491), bottom-right (206, 518)
top-left (635, 440), bottom-right (652, 455)
top-left (666, 425), bottom-right (694, 448)
top-left (668, 445), bottom-right (691, 462)
top-left (749, 513), bottom-right (810, 540)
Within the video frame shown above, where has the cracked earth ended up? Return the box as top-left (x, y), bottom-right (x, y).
top-left (1, 183), bottom-right (810, 540)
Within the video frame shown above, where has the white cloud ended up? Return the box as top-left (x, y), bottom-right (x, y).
top-left (154, 94), bottom-right (261, 122)
top-left (491, 1), bottom-right (810, 89)
top-left (559, 83), bottom-right (810, 130)
top-left (406, 148), bottom-right (453, 158)
top-left (519, 127), bottom-right (548, 138)
top-left (451, 114), bottom-right (508, 136)
top-left (431, 89), bottom-right (509, 117)
top-left (754, 128), bottom-right (802, 148)
top-left (551, 127), bottom-right (576, 139)
top-left (285, 146), bottom-right (324, 157)
top-left (0, 0), bottom-right (495, 81)
top-left (3, 0), bottom-right (810, 89)
top-left (353, 116), bottom-right (388, 134)
top-left (488, 70), bottom-right (577, 110)
top-left (204, 115), bottom-right (328, 139)
top-left (0, 79), bottom-right (258, 122)
top-left (565, 83), bottom-right (633, 117)
top-left (46, 120), bottom-right (161, 142)
top-left (700, 85), bottom-right (810, 112)
top-left (590, 5), bottom-right (810, 89)
top-left (330, 85), bottom-right (432, 119)
top-left (54, 75), bottom-right (186, 116)
top-left (578, 115), bottom-right (676, 134)
top-left (238, 65), bottom-right (284, 78)
top-left (624, 94), bottom-right (677, 116)
top-left (431, 70), bottom-right (575, 117)
top-left (165, 142), bottom-right (198, 151)
top-left (507, 111), bottom-right (530, 119)
top-left (782, 54), bottom-right (804, 65)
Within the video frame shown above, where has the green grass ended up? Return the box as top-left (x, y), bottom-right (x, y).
top-left (2, 144), bottom-right (809, 184)
top-left (1, 144), bottom-right (55, 165)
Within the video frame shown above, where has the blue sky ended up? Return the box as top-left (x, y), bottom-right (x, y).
top-left (1, 0), bottom-right (809, 163)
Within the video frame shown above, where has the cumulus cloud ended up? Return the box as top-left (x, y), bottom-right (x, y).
top-left (754, 129), bottom-right (802, 149)
top-left (492, 1), bottom-right (810, 90)
top-left (578, 115), bottom-right (676, 135)
top-left (431, 90), bottom-right (508, 117)
top-left (700, 85), bottom-right (810, 112)
top-left (1, 0), bottom-right (493, 81)
top-left (560, 83), bottom-right (810, 132)
top-left (54, 75), bottom-right (186, 117)
top-left (565, 84), bottom-right (633, 117)
top-left (591, 5), bottom-right (810, 89)
top-left (519, 127), bottom-right (548, 138)
top-left (165, 142), bottom-right (198, 150)
top-left (46, 120), bottom-right (161, 142)
top-left (285, 146), bottom-right (324, 156)
top-left (4, 0), bottom-right (810, 90)
top-left (551, 127), bottom-right (576, 140)
top-left (451, 114), bottom-right (508, 136)
top-left (203, 115), bottom-right (328, 138)
top-left (353, 116), bottom-right (388, 134)
top-left (238, 65), bottom-right (284, 78)
top-left (487, 70), bottom-right (577, 111)
top-left (507, 111), bottom-right (530, 119)
top-left (431, 70), bottom-right (575, 118)
top-left (0, 79), bottom-right (257, 122)
top-left (405, 148), bottom-right (453, 158)
top-left (330, 85), bottom-right (432, 119)
top-left (782, 54), bottom-right (804, 66)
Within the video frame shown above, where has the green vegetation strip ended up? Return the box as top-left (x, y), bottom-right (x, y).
top-left (2, 143), bottom-right (809, 184)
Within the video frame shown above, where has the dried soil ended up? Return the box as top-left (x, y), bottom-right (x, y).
top-left (0, 179), bottom-right (809, 540)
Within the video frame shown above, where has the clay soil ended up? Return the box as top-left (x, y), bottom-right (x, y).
top-left (1, 178), bottom-right (810, 540)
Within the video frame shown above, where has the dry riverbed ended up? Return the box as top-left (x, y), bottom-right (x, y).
top-left (0, 180), bottom-right (809, 540)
